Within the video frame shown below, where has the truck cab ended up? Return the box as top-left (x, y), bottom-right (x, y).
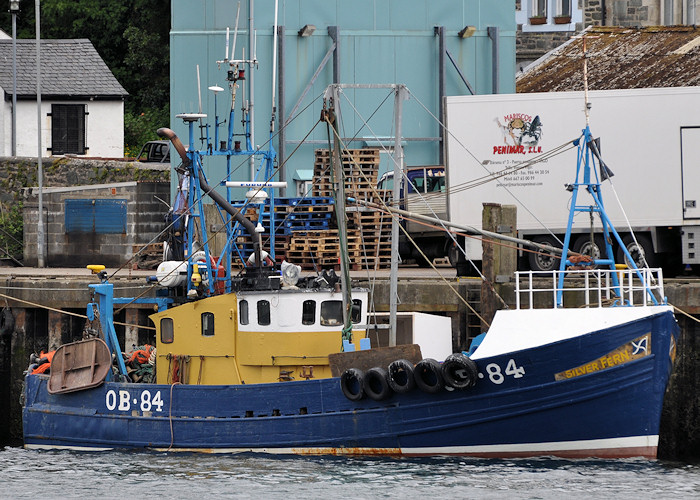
top-left (377, 166), bottom-right (452, 266)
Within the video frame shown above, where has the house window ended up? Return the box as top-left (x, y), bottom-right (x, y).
top-left (557, 0), bottom-right (570, 16)
top-left (161, 318), bottom-right (174, 344)
top-left (239, 300), bottom-right (249, 325)
top-left (257, 300), bottom-right (271, 326)
top-left (201, 312), bottom-right (215, 336)
top-left (302, 300), bottom-right (316, 325)
top-left (51, 104), bottom-right (87, 155)
top-left (532, 0), bottom-right (546, 17)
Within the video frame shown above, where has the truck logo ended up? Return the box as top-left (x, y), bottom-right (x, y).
top-left (494, 113), bottom-right (543, 154)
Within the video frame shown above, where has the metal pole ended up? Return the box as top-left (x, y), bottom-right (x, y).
top-left (11, 10), bottom-right (17, 156)
top-left (36, 0), bottom-right (44, 268)
top-left (488, 26), bottom-right (500, 94)
top-left (329, 85), bottom-right (351, 330)
top-left (277, 25), bottom-right (286, 195)
top-left (436, 26), bottom-right (445, 166)
top-left (389, 85), bottom-right (407, 347)
top-left (248, 0), bottom-right (255, 180)
top-left (328, 26), bottom-right (340, 83)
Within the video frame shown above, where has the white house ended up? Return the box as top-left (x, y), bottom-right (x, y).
top-left (0, 38), bottom-right (128, 158)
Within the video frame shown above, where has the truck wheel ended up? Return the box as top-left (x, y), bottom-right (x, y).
top-left (447, 242), bottom-right (460, 268)
top-left (527, 236), bottom-right (561, 272)
top-left (572, 235), bottom-right (606, 268)
top-left (617, 234), bottom-right (656, 268)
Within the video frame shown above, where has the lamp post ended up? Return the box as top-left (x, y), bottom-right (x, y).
top-left (35, 0), bottom-right (44, 268)
top-left (10, 0), bottom-right (19, 156)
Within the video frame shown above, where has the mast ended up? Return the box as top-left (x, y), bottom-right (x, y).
top-left (554, 35), bottom-right (658, 307)
top-left (389, 85), bottom-right (408, 346)
top-left (326, 85), bottom-right (353, 342)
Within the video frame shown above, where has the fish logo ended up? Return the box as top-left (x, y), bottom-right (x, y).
top-left (495, 113), bottom-right (543, 147)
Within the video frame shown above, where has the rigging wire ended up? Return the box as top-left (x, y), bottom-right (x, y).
top-left (407, 88), bottom-right (570, 249)
top-left (322, 97), bottom-right (493, 326)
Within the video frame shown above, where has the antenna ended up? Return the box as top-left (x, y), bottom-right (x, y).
top-left (197, 64), bottom-right (202, 114)
top-left (582, 36), bottom-right (590, 126)
top-left (231, 1), bottom-right (241, 61)
top-left (270, 0), bottom-right (279, 130)
top-left (197, 64), bottom-right (204, 143)
top-left (225, 27), bottom-right (230, 61)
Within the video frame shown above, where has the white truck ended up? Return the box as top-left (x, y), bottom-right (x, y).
top-left (444, 86), bottom-right (700, 273)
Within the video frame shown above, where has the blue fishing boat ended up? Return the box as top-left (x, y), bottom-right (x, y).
top-left (21, 34), bottom-right (679, 459)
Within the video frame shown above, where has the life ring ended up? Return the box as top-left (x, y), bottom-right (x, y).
top-left (363, 367), bottom-right (393, 401)
top-left (340, 367), bottom-right (365, 401)
top-left (0, 307), bottom-right (14, 337)
top-left (387, 359), bottom-right (416, 393)
top-left (441, 353), bottom-right (479, 389)
top-left (414, 358), bottom-right (444, 393)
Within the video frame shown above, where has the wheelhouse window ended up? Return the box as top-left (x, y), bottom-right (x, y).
top-left (257, 300), bottom-right (271, 326)
top-left (201, 312), bottom-right (215, 336)
top-left (50, 104), bottom-right (87, 155)
top-left (239, 300), bottom-right (249, 325)
top-left (160, 318), bottom-right (174, 344)
top-left (320, 300), bottom-right (343, 326)
top-left (302, 300), bottom-right (316, 325)
top-left (351, 299), bottom-right (362, 324)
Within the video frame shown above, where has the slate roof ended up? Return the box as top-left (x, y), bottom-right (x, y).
top-left (0, 39), bottom-right (128, 99)
top-left (517, 26), bottom-right (700, 93)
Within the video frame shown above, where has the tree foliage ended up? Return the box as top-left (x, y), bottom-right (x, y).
top-left (1, 0), bottom-right (171, 150)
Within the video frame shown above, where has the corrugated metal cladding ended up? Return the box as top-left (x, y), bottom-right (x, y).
top-left (65, 199), bottom-right (127, 234)
top-left (170, 0), bottom-right (515, 193)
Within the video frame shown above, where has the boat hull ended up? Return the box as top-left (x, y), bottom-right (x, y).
top-left (23, 309), bottom-right (678, 458)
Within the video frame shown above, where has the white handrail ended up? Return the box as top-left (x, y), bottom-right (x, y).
top-left (515, 268), bottom-right (665, 309)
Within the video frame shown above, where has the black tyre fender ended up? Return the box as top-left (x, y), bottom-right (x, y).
top-left (363, 367), bottom-right (393, 401)
top-left (414, 358), bottom-right (444, 394)
top-left (340, 367), bottom-right (365, 401)
top-left (441, 353), bottom-right (479, 389)
top-left (387, 359), bottom-right (416, 393)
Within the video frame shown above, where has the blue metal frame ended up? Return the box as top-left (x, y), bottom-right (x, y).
top-left (177, 66), bottom-right (278, 297)
top-left (556, 126), bottom-right (659, 307)
top-left (88, 281), bottom-right (173, 381)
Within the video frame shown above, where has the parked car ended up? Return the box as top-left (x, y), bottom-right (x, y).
top-left (137, 140), bottom-right (170, 162)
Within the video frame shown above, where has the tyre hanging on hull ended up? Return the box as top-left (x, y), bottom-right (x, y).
top-left (387, 359), bottom-right (416, 393)
top-left (363, 367), bottom-right (393, 401)
top-left (340, 367), bottom-right (365, 401)
top-left (414, 358), bottom-right (444, 393)
top-left (441, 353), bottom-right (479, 389)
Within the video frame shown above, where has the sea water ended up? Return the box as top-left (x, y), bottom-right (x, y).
top-left (1, 447), bottom-right (699, 499)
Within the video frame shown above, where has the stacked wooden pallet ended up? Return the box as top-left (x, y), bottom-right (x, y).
top-left (232, 233), bottom-right (291, 269)
top-left (312, 149), bottom-right (381, 201)
top-left (274, 197), bottom-right (334, 233)
top-left (229, 148), bottom-right (394, 269)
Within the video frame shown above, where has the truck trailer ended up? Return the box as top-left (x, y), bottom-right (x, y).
top-left (444, 86), bottom-right (700, 273)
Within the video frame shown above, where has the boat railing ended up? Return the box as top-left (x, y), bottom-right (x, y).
top-left (514, 267), bottom-right (666, 309)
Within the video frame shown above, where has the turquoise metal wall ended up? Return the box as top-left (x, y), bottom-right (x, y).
top-left (170, 0), bottom-right (515, 195)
